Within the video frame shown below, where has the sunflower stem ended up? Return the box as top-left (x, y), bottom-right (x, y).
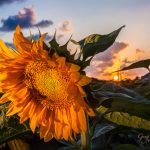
top-left (81, 115), bottom-right (91, 150)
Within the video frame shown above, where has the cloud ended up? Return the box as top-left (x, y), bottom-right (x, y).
top-left (0, 6), bottom-right (53, 31)
top-left (118, 48), bottom-right (147, 79)
top-left (122, 58), bottom-right (134, 64)
top-left (35, 20), bottom-right (53, 28)
top-left (58, 20), bottom-right (72, 33)
top-left (26, 34), bottom-right (52, 41)
top-left (0, 0), bottom-right (25, 6)
top-left (136, 48), bottom-right (145, 54)
top-left (85, 42), bottom-right (128, 79)
top-left (121, 48), bottom-right (145, 69)
top-left (56, 19), bottom-right (73, 40)
top-left (56, 34), bottom-right (64, 40)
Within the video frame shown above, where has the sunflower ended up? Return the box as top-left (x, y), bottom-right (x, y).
top-left (0, 26), bottom-right (95, 142)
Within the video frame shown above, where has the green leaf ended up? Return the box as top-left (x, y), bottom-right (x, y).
top-left (114, 59), bottom-right (150, 72)
top-left (90, 79), bottom-right (147, 98)
top-left (78, 25), bottom-right (125, 60)
top-left (136, 85), bottom-right (150, 99)
top-left (90, 80), bottom-right (150, 131)
top-left (49, 31), bottom-right (59, 55)
top-left (101, 96), bottom-right (150, 120)
top-left (89, 80), bottom-right (147, 108)
top-left (97, 105), bottom-right (150, 131)
top-left (91, 89), bottom-right (150, 120)
top-left (92, 91), bottom-right (150, 120)
top-left (92, 123), bottom-right (116, 140)
top-left (0, 106), bottom-right (31, 144)
top-left (0, 117), bottom-right (31, 144)
top-left (113, 144), bottom-right (137, 150)
top-left (70, 39), bottom-right (80, 45)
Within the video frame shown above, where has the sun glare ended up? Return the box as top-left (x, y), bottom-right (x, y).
top-left (113, 75), bottom-right (119, 81)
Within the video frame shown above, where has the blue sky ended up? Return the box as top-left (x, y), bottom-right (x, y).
top-left (0, 0), bottom-right (150, 79)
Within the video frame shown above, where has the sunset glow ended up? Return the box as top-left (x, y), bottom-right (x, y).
top-left (113, 75), bottom-right (119, 81)
top-left (0, 0), bottom-right (149, 81)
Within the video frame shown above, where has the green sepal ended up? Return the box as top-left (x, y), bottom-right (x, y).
top-left (76, 56), bottom-right (93, 70)
top-left (49, 31), bottom-right (59, 55)
top-left (57, 36), bottom-right (72, 60)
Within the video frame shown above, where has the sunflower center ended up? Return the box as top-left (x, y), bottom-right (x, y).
top-left (25, 61), bottom-right (73, 109)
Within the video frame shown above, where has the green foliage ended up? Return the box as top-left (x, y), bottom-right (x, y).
top-left (113, 144), bottom-right (137, 150)
top-left (1, 25), bottom-right (150, 149)
top-left (97, 106), bottom-right (150, 131)
top-left (91, 123), bottom-right (117, 140)
top-left (89, 80), bottom-right (150, 131)
top-left (76, 25), bottom-right (125, 61)
top-left (49, 32), bottom-right (59, 55)
top-left (120, 73), bottom-right (150, 99)
top-left (0, 104), bottom-right (31, 144)
top-left (136, 85), bottom-right (150, 99)
top-left (114, 59), bottom-right (150, 72)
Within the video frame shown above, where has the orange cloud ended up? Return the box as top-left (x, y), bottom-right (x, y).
top-left (85, 40), bottom-right (149, 81)
top-left (136, 48), bottom-right (145, 54)
top-left (85, 42), bottom-right (128, 80)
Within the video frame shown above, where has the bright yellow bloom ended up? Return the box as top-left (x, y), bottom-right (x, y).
top-left (0, 26), bottom-right (95, 142)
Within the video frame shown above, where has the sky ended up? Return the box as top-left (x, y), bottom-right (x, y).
top-left (0, 0), bottom-right (150, 80)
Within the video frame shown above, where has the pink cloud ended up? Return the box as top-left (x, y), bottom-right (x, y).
top-left (85, 42), bottom-right (128, 80)
top-left (58, 19), bottom-right (72, 33)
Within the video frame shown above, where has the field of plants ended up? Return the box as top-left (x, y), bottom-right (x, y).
top-left (0, 25), bottom-right (150, 150)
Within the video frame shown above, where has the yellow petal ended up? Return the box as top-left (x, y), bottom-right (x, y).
top-left (56, 57), bottom-right (66, 68)
top-left (40, 126), bottom-right (47, 139)
top-left (44, 132), bottom-right (53, 142)
top-left (30, 113), bottom-right (38, 133)
top-left (77, 76), bottom-right (92, 86)
top-left (70, 72), bottom-right (81, 82)
top-left (0, 40), bottom-right (18, 59)
top-left (69, 64), bottom-right (80, 72)
top-left (70, 106), bottom-right (79, 133)
top-left (77, 107), bottom-right (87, 132)
top-left (30, 106), bottom-right (41, 133)
top-left (54, 109), bottom-right (63, 139)
top-left (19, 101), bottom-right (33, 123)
top-left (31, 33), bottom-right (47, 54)
top-left (87, 108), bottom-right (95, 117)
top-left (47, 60), bottom-right (56, 67)
top-left (44, 113), bottom-right (52, 138)
top-left (0, 93), bottom-right (11, 103)
top-left (37, 33), bottom-right (47, 50)
top-left (13, 25), bottom-right (32, 53)
top-left (62, 109), bottom-right (71, 141)
top-left (6, 104), bottom-right (21, 116)
top-left (29, 101), bottom-right (37, 117)
top-left (77, 86), bottom-right (86, 96)
top-left (40, 118), bottom-right (53, 142)
top-left (67, 83), bottom-right (78, 97)
top-left (38, 107), bottom-right (47, 126)
top-left (77, 98), bottom-right (95, 117)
